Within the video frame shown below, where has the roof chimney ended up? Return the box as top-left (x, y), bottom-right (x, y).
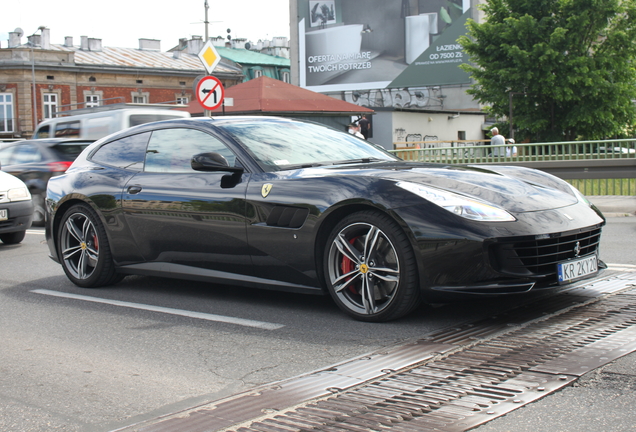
top-left (8, 31), bottom-right (22, 48)
top-left (80, 36), bottom-right (89, 50)
top-left (139, 38), bottom-right (161, 51)
top-left (40, 27), bottom-right (50, 49)
top-left (64, 36), bottom-right (73, 47)
top-left (187, 36), bottom-right (203, 55)
top-left (88, 38), bottom-right (102, 51)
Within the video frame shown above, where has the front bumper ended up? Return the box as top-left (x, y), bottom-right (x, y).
top-left (391, 199), bottom-right (606, 298)
top-left (0, 200), bottom-right (33, 234)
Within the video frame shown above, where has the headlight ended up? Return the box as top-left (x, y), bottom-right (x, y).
top-left (396, 181), bottom-right (516, 222)
top-left (8, 187), bottom-right (31, 201)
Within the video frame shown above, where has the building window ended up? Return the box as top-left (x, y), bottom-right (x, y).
top-left (131, 90), bottom-right (149, 104)
top-left (43, 93), bottom-right (58, 119)
top-left (86, 95), bottom-right (100, 108)
top-left (0, 93), bottom-right (14, 132)
top-left (458, 131), bottom-right (466, 140)
top-left (176, 96), bottom-right (189, 105)
top-left (281, 71), bottom-right (290, 83)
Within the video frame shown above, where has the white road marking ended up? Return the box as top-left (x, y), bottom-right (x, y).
top-left (31, 289), bottom-right (284, 330)
top-left (608, 263), bottom-right (636, 272)
top-left (26, 229), bottom-right (45, 235)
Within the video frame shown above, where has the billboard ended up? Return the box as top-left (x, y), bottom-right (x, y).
top-left (298, 0), bottom-right (473, 92)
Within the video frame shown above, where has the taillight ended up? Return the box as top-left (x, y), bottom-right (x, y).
top-left (47, 161), bottom-right (73, 172)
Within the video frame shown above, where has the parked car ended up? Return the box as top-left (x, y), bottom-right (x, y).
top-left (0, 139), bottom-right (92, 226)
top-left (45, 117), bottom-right (606, 322)
top-left (0, 170), bottom-right (33, 244)
top-left (33, 107), bottom-right (190, 140)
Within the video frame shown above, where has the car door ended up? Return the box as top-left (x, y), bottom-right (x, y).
top-left (121, 127), bottom-right (253, 277)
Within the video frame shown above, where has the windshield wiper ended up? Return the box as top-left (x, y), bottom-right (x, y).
top-left (331, 157), bottom-right (386, 166)
top-left (280, 162), bottom-right (327, 170)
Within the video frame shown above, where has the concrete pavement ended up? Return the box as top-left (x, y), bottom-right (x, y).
top-left (589, 195), bottom-right (636, 217)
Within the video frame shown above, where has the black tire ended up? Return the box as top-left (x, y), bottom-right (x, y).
top-left (31, 193), bottom-right (45, 227)
top-left (324, 210), bottom-right (421, 322)
top-left (57, 203), bottom-right (123, 288)
top-left (0, 230), bottom-right (26, 244)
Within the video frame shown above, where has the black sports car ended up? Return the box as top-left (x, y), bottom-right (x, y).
top-left (45, 117), bottom-right (605, 322)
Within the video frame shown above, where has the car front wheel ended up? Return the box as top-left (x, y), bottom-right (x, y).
top-left (57, 203), bottom-right (122, 288)
top-left (324, 210), bottom-right (420, 322)
top-left (0, 230), bottom-right (26, 244)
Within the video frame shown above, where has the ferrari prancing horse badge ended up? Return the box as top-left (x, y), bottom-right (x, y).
top-left (261, 183), bottom-right (273, 198)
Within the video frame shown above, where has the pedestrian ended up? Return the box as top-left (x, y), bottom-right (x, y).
top-left (358, 114), bottom-right (371, 139)
top-left (490, 127), bottom-right (505, 156)
top-left (506, 138), bottom-right (518, 157)
top-left (348, 123), bottom-right (364, 139)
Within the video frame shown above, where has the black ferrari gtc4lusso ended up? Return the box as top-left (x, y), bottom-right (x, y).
top-left (45, 117), bottom-right (605, 322)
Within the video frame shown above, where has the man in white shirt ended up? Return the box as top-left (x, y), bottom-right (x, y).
top-left (490, 127), bottom-right (505, 156)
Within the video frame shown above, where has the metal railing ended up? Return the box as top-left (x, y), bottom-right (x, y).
top-left (392, 139), bottom-right (636, 164)
top-left (390, 139), bottom-right (636, 196)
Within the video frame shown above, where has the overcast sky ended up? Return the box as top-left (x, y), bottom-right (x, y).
top-left (1, 0), bottom-right (291, 50)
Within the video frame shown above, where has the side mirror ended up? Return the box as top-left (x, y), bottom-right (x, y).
top-left (191, 152), bottom-right (244, 173)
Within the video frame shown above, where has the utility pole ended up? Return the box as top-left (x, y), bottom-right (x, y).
top-left (204, 0), bottom-right (209, 40)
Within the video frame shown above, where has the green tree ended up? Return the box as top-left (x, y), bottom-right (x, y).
top-left (459, 0), bottom-right (636, 142)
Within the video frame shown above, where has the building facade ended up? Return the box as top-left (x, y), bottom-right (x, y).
top-left (0, 28), bottom-right (244, 139)
top-left (289, 0), bottom-right (490, 148)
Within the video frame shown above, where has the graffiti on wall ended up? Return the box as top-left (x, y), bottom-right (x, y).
top-left (343, 87), bottom-right (444, 109)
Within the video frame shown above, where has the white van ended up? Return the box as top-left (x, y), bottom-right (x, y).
top-left (33, 106), bottom-right (190, 140)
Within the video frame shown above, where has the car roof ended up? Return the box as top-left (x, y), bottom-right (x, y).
top-left (2, 138), bottom-right (94, 148)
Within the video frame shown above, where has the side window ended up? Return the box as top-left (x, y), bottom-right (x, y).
top-left (55, 121), bottom-right (81, 138)
top-left (145, 128), bottom-right (236, 173)
top-left (12, 144), bottom-right (42, 164)
top-left (90, 132), bottom-right (151, 171)
top-left (35, 124), bottom-right (51, 138)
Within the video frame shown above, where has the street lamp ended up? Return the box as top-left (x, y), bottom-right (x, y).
top-left (29, 26), bottom-right (46, 134)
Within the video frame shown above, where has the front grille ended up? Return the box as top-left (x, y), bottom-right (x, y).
top-left (492, 228), bottom-right (602, 278)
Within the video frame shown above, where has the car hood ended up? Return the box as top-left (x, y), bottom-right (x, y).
top-left (0, 170), bottom-right (30, 192)
top-left (324, 162), bottom-right (579, 213)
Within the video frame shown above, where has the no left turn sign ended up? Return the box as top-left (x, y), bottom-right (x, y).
top-left (196, 76), bottom-right (225, 111)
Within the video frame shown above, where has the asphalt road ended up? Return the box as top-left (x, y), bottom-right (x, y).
top-left (0, 217), bottom-right (634, 432)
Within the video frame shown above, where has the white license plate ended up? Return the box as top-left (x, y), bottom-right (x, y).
top-left (557, 254), bottom-right (598, 284)
top-left (0, 209), bottom-right (7, 221)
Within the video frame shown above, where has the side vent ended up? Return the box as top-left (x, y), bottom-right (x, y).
top-left (266, 206), bottom-right (309, 228)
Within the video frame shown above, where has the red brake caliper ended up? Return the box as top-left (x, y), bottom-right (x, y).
top-left (340, 236), bottom-right (359, 294)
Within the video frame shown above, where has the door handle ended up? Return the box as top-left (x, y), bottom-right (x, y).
top-left (127, 186), bottom-right (142, 194)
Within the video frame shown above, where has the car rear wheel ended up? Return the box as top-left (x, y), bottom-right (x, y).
top-left (324, 210), bottom-right (420, 322)
top-left (0, 230), bottom-right (26, 244)
top-left (57, 203), bottom-right (122, 288)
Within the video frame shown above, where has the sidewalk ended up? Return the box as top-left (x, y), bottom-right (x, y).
top-left (588, 195), bottom-right (636, 217)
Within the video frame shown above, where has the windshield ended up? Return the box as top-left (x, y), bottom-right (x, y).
top-left (218, 119), bottom-right (398, 171)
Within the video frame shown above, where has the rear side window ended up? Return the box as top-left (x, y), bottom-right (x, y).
top-left (90, 132), bottom-right (150, 171)
top-left (55, 121), bottom-right (81, 138)
top-left (52, 143), bottom-right (91, 160)
top-left (11, 144), bottom-right (42, 164)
